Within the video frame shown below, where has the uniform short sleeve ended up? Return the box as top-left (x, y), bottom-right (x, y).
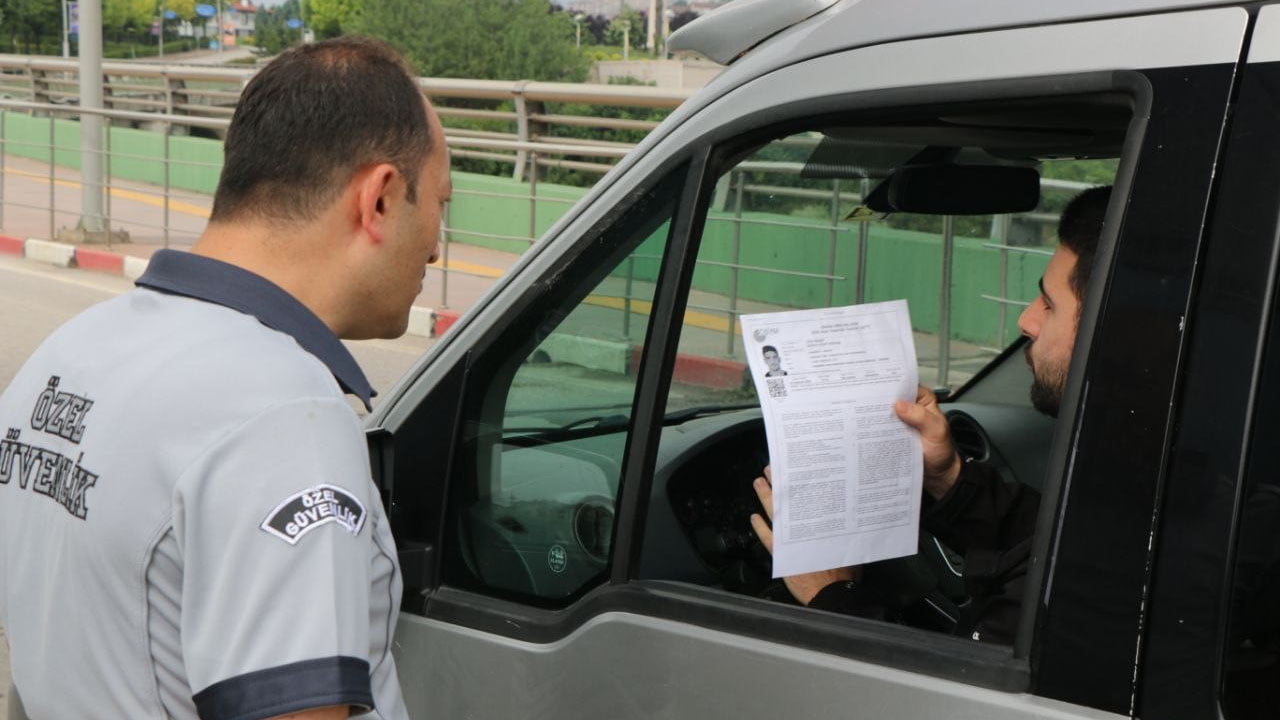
top-left (173, 397), bottom-right (379, 720)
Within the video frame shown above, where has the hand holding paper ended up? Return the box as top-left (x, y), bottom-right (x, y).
top-left (740, 300), bottom-right (923, 578)
top-left (894, 385), bottom-right (962, 500)
top-left (749, 465), bottom-right (860, 604)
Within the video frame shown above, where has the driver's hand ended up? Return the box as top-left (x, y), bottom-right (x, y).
top-left (749, 465), bottom-right (859, 606)
top-left (894, 385), bottom-right (961, 500)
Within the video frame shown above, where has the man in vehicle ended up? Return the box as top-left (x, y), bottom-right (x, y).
top-left (0, 37), bottom-right (449, 719)
top-left (750, 185), bottom-right (1111, 644)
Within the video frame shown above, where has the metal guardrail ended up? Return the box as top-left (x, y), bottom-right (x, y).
top-left (0, 97), bottom-right (630, 261)
top-left (0, 85), bottom-right (1092, 390)
top-left (0, 54), bottom-right (692, 181)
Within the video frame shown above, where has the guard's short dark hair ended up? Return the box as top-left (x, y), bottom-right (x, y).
top-left (210, 36), bottom-right (432, 224)
top-left (762, 345), bottom-right (779, 355)
top-left (1056, 185), bottom-right (1112, 304)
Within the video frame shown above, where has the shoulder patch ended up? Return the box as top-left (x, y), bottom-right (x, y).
top-left (260, 484), bottom-right (367, 545)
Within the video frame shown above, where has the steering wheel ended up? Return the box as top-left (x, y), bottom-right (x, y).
top-left (667, 421), bottom-right (969, 632)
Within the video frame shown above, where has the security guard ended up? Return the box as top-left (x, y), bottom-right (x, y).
top-left (0, 36), bottom-right (450, 720)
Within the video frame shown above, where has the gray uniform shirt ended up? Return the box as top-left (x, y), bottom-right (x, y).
top-left (0, 250), bottom-right (408, 720)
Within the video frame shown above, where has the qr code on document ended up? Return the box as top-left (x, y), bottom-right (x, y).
top-left (766, 378), bottom-right (787, 398)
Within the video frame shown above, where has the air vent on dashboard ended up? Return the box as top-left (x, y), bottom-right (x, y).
top-left (945, 410), bottom-right (991, 463)
top-left (573, 501), bottom-right (614, 562)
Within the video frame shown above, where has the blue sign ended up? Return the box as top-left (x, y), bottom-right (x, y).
top-left (163, 10), bottom-right (177, 19)
top-left (68, 2), bottom-right (78, 34)
top-left (286, 18), bottom-right (303, 29)
top-left (195, 4), bottom-right (216, 18)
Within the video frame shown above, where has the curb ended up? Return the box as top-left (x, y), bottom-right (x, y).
top-left (74, 247), bottom-right (125, 274)
top-left (0, 234), bottom-right (23, 256)
top-left (629, 346), bottom-right (746, 390)
top-left (123, 256), bottom-right (149, 280)
top-left (24, 238), bottom-right (76, 268)
top-left (672, 353), bottom-right (746, 390)
top-left (418, 306), bottom-right (745, 390)
top-left (540, 333), bottom-right (631, 375)
top-left (4, 238), bottom-right (150, 278)
top-left (4, 244), bottom-right (749, 391)
top-left (407, 306), bottom-right (435, 338)
top-left (433, 309), bottom-right (461, 338)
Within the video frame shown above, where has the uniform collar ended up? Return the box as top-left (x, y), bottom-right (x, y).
top-left (135, 249), bottom-right (375, 410)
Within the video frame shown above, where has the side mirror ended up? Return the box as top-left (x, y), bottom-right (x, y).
top-left (866, 164), bottom-right (1041, 215)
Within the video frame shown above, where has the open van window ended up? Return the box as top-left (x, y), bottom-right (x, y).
top-left (647, 92), bottom-right (1130, 641)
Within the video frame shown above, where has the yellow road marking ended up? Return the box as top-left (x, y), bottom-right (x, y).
top-left (583, 294), bottom-right (738, 334)
top-left (3, 165), bottom-right (211, 218)
top-left (430, 258), bottom-right (504, 278)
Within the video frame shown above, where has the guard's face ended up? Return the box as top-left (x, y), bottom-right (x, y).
top-left (764, 350), bottom-right (782, 372)
top-left (372, 102), bottom-right (451, 338)
top-left (1017, 246), bottom-right (1080, 417)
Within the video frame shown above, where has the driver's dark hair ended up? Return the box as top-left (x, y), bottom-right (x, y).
top-left (762, 345), bottom-right (779, 355)
top-left (209, 36), bottom-right (432, 224)
top-left (1057, 185), bottom-right (1112, 305)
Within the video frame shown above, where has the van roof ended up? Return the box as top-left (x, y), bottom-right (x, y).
top-left (711, 0), bottom-right (1242, 79)
top-left (579, 0), bottom-right (1246, 244)
top-left (654, 0), bottom-right (1244, 158)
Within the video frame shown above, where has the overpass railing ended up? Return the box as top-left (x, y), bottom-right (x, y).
top-left (0, 95), bottom-right (1084, 386)
top-left (0, 55), bottom-right (692, 181)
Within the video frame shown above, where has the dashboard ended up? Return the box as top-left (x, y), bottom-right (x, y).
top-left (462, 395), bottom-right (1054, 614)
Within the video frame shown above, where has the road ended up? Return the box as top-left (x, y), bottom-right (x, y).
top-left (0, 253), bottom-right (439, 717)
top-left (125, 46), bottom-right (259, 66)
top-left (0, 255), bottom-right (438, 396)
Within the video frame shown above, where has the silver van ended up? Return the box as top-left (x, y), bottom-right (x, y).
top-left (0, 2), bottom-right (1247, 719)
top-left (378, 1), bottom-right (1280, 718)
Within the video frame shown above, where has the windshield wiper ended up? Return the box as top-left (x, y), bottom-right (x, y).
top-left (504, 403), bottom-right (759, 438)
top-left (661, 403), bottom-right (759, 426)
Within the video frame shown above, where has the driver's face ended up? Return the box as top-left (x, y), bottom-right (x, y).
top-left (764, 350), bottom-right (781, 372)
top-left (1016, 246), bottom-right (1080, 418)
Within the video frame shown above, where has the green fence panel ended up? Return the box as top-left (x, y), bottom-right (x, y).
top-left (0, 111), bottom-right (1052, 347)
top-left (2, 112), bottom-right (224, 197)
top-left (447, 173), bottom-right (587, 254)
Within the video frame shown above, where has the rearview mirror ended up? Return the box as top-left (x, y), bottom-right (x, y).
top-left (865, 164), bottom-right (1040, 215)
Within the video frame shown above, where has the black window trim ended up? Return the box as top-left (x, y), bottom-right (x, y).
top-left (1137, 35), bottom-right (1280, 720)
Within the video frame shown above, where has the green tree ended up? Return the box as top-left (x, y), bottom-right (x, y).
top-left (104, 0), bottom-right (156, 36)
top-left (254, 0), bottom-right (302, 55)
top-left (304, 0), bottom-right (357, 39)
top-left (0, 0), bottom-right (60, 53)
top-left (351, 0), bottom-right (588, 82)
top-left (604, 5), bottom-right (646, 49)
top-left (162, 0), bottom-right (197, 20)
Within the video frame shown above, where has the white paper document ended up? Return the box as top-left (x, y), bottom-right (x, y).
top-left (741, 300), bottom-right (923, 578)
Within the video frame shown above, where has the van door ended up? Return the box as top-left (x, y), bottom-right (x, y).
top-left (1138, 5), bottom-right (1280, 718)
top-left (370, 8), bottom-right (1247, 719)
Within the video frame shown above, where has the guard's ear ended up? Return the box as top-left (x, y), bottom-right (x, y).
top-left (355, 163), bottom-right (399, 245)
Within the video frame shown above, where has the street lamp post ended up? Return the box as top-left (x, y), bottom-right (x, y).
top-left (78, 0), bottom-right (105, 235)
top-left (662, 6), bottom-right (673, 58)
top-left (61, 0), bottom-right (71, 57)
top-left (623, 22), bottom-right (630, 61)
top-left (574, 13), bottom-right (584, 49)
top-left (646, 0), bottom-right (657, 54)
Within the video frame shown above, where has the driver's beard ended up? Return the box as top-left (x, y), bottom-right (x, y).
top-left (1028, 358), bottom-right (1067, 418)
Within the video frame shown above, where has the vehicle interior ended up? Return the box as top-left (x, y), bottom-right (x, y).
top-left (438, 90), bottom-right (1133, 643)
